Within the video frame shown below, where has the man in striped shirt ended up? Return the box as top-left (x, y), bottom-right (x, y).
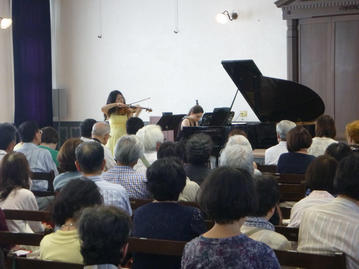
top-left (298, 153), bottom-right (359, 269)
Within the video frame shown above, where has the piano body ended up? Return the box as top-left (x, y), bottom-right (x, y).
top-left (179, 60), bottom-right (325, 155)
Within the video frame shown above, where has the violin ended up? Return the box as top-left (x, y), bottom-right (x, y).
top-left (117, 104), bottom-right (152, 115)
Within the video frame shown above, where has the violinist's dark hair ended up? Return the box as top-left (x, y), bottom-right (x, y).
top-left (105, 90), bottom-right (126, 119)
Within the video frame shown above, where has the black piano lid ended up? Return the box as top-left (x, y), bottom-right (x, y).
top-left (221, 60), bottom-right (325, 122)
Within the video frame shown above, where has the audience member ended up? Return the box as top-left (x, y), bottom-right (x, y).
top-left (53, 138), bottom-right (83, 191)
top-left (15, 121), bottom-right (58, 191)
top-left (298, 154), bottom-right (359, 269)
top-left (277, 126), bottom-right (315, 174)
top-left (308, 115), bottom-right (337, 157)
top-left (181, 167), bottom-right (280, 269)
top-left (0, 152), bottom-right (43, 233)
top-left (40, 179), bottom-right (103, 264)
top-left (39, 126), bottom-right (59, 167)
top-left (126, 117), bottom-right (144, 135)
top-left (227, 128), bottom-right (248, 138)
top-left (346, 120), bottom-right (359, 151)
top-left (91, 122), bottom-right (116, 171)
top-left (225, 134), bottom-right (253, 151)
top-left (134, 124), bottom-right (164, 174)
top-left (132, 158), bottom-right (206, 269)
top-left (102, 135), bottom-right (150, 199)
top-left (288, 155), bottom-right (337, 227)
top-left (157, 142), bottom-right (200, 202)
top-left (78, 206), bottom-right (131, 269)
top-left (241, 176), bottom-right (290, 250)
top-left (265, 120), bottom-right (296, 165)
top-left (219, 144), bottom-right (254, 175)
top-left (184, 133), bottom-right (212, 185)
top-left (80, 119), bottom-right (97, 142)
top-left (181, 105), bottom-right (204, 129)
top-left (75, 142), bottom-right (132, 215)
top-left (325, 142), bottom-right (353, 162)
top-left (0, 123), bottom-right (17, 162)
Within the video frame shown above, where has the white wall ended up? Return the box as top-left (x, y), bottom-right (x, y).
top-left (52, 0), bottom-right (287, 122)
top-left (0, 0), bottom-right (14, 122)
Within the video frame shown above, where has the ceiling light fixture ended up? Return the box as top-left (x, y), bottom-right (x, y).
top-left (0, 17), bottom-right (12, 29)
top-left (215, 11), bottom-right (238, 24)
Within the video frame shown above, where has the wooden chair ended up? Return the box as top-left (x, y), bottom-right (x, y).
top-left (277, 173), bottom-right (305, 184)
top-left (5, 256), bottom-right (83, 269)
top-left (279, 183), bottom-right (306, 202)
top-left (0, 231), bottom-right (44, 246)
top-left (30, 171), bottom-right (55, 196)
top-left (3, 210), bottom-right (52, 223)
top-left (257, 164), bottom-right (277, 174)
top-left (128, 237), bottom-right (186, 256)
top-left (130, 199), bottom-right (201, 211)
top-left (279, 206), bottom-right (292, 219)
top-left (274, 226), bottom-right (299, 242)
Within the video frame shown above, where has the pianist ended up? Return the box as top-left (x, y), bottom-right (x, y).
top-left (181, 105), bottom-right (204, 130)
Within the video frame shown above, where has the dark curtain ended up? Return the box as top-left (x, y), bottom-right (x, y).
top-left (12, 0), bottom-right (53, 127)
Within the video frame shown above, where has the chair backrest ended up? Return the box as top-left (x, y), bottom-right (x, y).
top-left (279, 183), bottom-right (306, 201)
top-left (5, 256), bottom-right (83, 269)
top-left (3, 209), bottom-right (52, 223)
top-left (30, 171), bottom-right (55, 193)
top-left (257, 164), bottom-right (277, 173)
top-left (0, 231), bottom-right (44, 246)
top-left (274, 226), bottom-right (298, 242)
top-left (279, 206), bottom-right (292, 219)
top-left (128, 237), bottom-right (186, 256)
top-left (130, 199), bottom-right (200, 211)
top-left (277, 173), bottom-right (305, 184)
top-left (274, 249), bottom-right (346, 269)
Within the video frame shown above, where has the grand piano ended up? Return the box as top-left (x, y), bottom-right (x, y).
top-left (179, 60), bottom-right (325, 154)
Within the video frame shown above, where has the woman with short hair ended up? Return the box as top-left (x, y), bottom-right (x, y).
top-left (181, 167), bottom-right (280, 269)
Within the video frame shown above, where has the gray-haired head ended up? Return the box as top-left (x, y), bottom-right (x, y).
top-left (219, 144), bottom-right (254, 175)
top-left (92, 122), bottom-right (111, 138)
top-left (114, 135), bottom-right (144, 166)
top-left (226, 135), bottom-right (252, 151)
top-left (276, 120), bottom-right (296, 141)
top-left (136, 124), bottom-right (164, 152)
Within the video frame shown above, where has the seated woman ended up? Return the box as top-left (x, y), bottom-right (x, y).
top-left (0, 152), bottom-right (44, 233)
top-left (288, 155), bottom-right (337, 227)
top-left (241, 176), bottom-right (290, 250)
top-left (39, 179), bottom-right (103, 264)
top-left (277, 126), bottom-right (315, 174)
top-left (132, 158), bottom-right (206, 269)
top-left (181, 105), bottom-right (204, 129)
top-left (181, 167), bottom-right (280, 269)
top-left (346, 120), bottom-right (359, 152)
top-left (308, 115), bottom-right (338, 157)
top-left (325, 142), bottom-right (353, 162)
top-left (53, 138), bottom-right (83, 191)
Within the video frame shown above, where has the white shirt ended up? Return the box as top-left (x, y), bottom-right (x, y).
top-left (288, 190), bottom-right (334, 227)
top-left (134, 151), bottom-right (157, 175)
top-left (0, 150), bottom-right (7, 163)
top-left (298, 197), bottom-right (359, 269)
top-left (264, 141), bottom-right (287, 165)
top-left (178, 178), bottom-right (200, 202)
top-left (102, 144), bottom-right (116, 171)
top-left (0, 188), bottom-right (44, 233)
top-left (308, 137), bottom-right (337, 157)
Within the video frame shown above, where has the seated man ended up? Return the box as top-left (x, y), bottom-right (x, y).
top-left (134, 124), bottom-right (164, 174)
top-left (241, 176), bottom-right (290, 250)
top-left (265, 120), bottom-right (296, 165)
top-left (75, 141), bottom-right (132, 215)
top-left (91, 122), bottom-right (116, 171)
top-left (78, 206), bottom-right (131, 269)
top-left (0, 123), bottom-right (17, 162)
top-left (39, 126), bottom-right (59, 167)
top-left (219, 144), bottom-right (255, 175)
top-left (298, 154), bottom-right (359, 269)
top-left (80, 118), bottom-right (97, 142)
top-left (102, 135), bottom-right (150, 199)
top-left (16, 121), bottom-right (58, 191)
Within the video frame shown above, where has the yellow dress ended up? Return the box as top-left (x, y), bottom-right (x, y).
top-left (106, 114), bottom-right (128, 155)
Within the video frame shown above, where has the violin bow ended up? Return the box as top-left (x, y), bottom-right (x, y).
top-left (127, 97), bottom-right (151, 106)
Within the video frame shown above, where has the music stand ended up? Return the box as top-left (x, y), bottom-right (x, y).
top-left (157, 114), bottom-right (186, 139)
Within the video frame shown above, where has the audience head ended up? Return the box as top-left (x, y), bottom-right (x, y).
top-left (305, 155), bottom-right (338, 194)
top-left (334, 154), bottom-right (359, 201)
top-left (0, 152), bottom-right (30, 201)
top-left (228, 128), bottom-right (248, 138)
top-left (126, 117), bottom-right (144, 135)
top-left (157, 141), bottom-right (185, 161)
top-left (315, 115), bottom-right (336, 138)
top-left (114, 135), bottom-right (144, 166)
top-left (91, 122), bottom-right (111, 145)
top-left (225, 135), bottom-right (252, 151)
top-left (18, 121), bottom-right (41, 144)
top-left (346, 120), bottom-right (359, 145)
top-left (75, 142), bottom-right (105, 175)
top-left (199, 167), bottom-right (256, 224)
top-left (286, 126), bottom-right (312, 152)
top-left (185, 133), bottom-right (212, 166)
top-left (78, 206), bottom-right (131, 266)
top-left (325, 142), bottom-right (352, 162)
top-left (252, 176), bottom-right (280, 219)
top-left (146, 158), bottom-right (186, 201)
top-left (53, 178), bottom-right (103, 226)
top-left (106, 90), bottom-right (126, 118)
top-left (80, 119), bottom-right (97, 139)
top-left (219, 144), bottom-right (254, 175)
top-left (0, 123), bottom-right (17, 152)
top-left (136, 124), bottom-right (164, 152)
top-left (188, 105), bottom-right (204, 122)
top-left (41, 126), bottom-right (59, 147)
top-left (57, 138), bottom-right (83, 173)
top-left (276, 120), bottom-right (296, 141)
